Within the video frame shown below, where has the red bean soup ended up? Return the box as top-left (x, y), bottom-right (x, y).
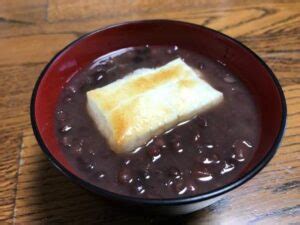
top-left (55, 46), bottom-right (261, 199)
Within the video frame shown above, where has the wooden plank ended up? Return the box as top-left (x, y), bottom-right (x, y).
top-left (0, 0), bottom-right (47, 23)
top-left (0, 0), bottom-right (299, 224)
top-left (0, 63), bottom-right (44, 223)
top-left (0, 34), bottom-right (76, 66)
top-left (0, 1), bottom-right (298, 39)
top-left (0, 133), bottom-right (22, 223)
top-left (12, 85), bottom-right (300, 224)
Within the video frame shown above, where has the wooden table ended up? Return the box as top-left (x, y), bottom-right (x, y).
top-left (0, 0), bottom-right (299, 224)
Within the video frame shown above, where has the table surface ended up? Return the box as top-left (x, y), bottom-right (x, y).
top-left (0, 0), bottom-right (299, 224)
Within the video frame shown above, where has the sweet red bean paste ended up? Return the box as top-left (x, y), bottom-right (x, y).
top-left (55, 46), bottom-right (260, 199)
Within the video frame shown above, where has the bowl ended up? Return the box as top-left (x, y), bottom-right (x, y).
top-left (31, 20), bottom-right (286, 214)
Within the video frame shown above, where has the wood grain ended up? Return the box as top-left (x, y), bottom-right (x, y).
top-left (0, 0), bottom-right (299, 224)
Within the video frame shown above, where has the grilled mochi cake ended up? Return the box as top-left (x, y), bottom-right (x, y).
top-left (87, 58), bottom-right (223, 153)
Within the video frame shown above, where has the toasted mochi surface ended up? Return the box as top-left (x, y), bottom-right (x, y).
top-left (87, 58), bottom-right (223, 153)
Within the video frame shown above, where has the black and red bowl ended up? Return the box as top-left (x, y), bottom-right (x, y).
top-left (30, 20), bottom-right (286, 214)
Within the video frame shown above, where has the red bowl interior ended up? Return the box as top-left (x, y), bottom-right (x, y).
top-left (31, 20), bottom-right (286, 202)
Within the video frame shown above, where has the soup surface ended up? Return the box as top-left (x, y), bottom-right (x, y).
top-left (55, 46), bottom-right (261, 199)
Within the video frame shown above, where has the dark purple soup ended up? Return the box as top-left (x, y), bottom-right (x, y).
top-left (55, 46), bottom-right (260, 199)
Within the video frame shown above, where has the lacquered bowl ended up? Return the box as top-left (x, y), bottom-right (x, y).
top-left (31, 20), bottom-right (286, 214)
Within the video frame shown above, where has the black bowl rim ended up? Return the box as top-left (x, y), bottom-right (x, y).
top-left (30, 19), bottom-right (287, 206)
